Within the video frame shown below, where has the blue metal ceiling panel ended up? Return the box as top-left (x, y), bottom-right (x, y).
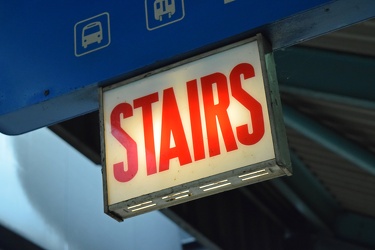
top-left (275, 46), bottom-right (375, 102)
top-left (2, 0), bottom-right (375, 135)
top-left (0, 0), bottom-right (331, 117)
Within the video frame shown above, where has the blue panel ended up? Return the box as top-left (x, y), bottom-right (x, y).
top-left (5, 0), bottom-right (374, 135)
top-left (275, 46), bottom-right (375, 102)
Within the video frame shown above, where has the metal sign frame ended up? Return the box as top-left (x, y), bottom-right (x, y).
top-left (99, 34), bottom-right (291, 221)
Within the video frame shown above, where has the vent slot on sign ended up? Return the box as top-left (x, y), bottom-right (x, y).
top-left (162, 190), bottom-right (191, 202)
top-left (127, 201), bottom-right (156, 212)
top-left (239, 169), bottom-right (269, 181)
top-left (199, 179), bottom-right (231, 192)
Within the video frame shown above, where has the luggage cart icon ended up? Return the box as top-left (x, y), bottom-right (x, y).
top-left (154, 0), bottom-right (176, 21)
top-left (145, 0), bottom-right (184, 30)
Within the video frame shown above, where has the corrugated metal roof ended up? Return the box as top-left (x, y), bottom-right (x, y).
top-left (302, 18), bottom-right (375, 57)
top-left (278, 17), bottom-right (375, 225)
top-left (282, 91), bottom-right (375, 219)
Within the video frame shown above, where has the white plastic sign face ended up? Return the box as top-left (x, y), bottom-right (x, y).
top-left (102, 39), bottom-right (275, 206)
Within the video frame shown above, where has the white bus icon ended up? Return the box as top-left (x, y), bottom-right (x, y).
top-left (82, 21), bottom-right (103, 48)
top-left (154, 0), bottom-right (175, 21)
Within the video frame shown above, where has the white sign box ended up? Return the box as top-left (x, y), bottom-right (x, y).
top-left (100, 34), bottom-right (291, 221)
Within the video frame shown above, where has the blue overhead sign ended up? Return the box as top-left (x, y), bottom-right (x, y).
top-left (1, 0), bottom-right (374, 135)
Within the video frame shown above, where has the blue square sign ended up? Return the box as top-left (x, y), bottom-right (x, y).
top-left (74, 12), bottom-right (111, 57)
top-left (145, 0), bottom-right (185, 30)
